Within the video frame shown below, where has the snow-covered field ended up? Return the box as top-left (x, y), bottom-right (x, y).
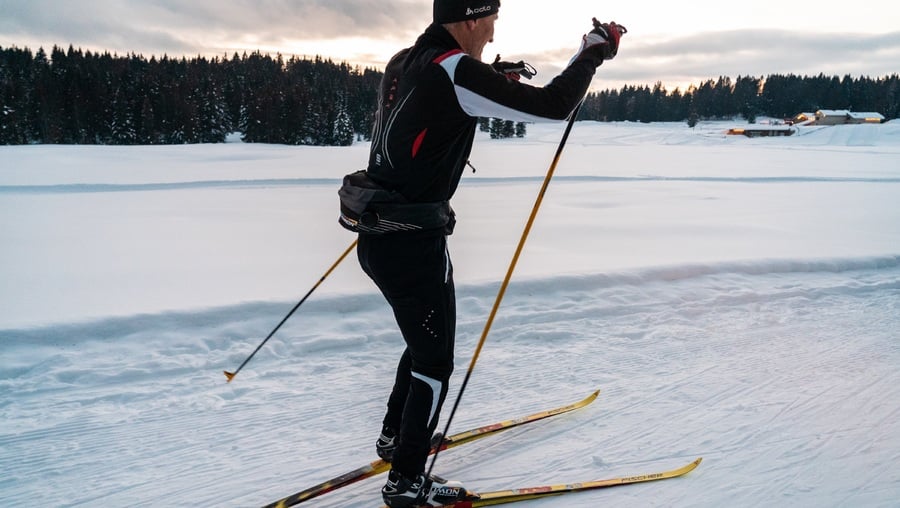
top-left (2, 120), bottom-right (899, 507)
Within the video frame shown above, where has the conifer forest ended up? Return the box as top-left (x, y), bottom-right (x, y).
top-left (1, 45), bottom-right (897, 145)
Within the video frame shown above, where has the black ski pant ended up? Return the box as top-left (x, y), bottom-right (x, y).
top-left (357, 233), bottom-right (455, 478)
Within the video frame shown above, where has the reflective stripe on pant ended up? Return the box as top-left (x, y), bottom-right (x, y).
top-left (357, 233), bottom-right (455, 477)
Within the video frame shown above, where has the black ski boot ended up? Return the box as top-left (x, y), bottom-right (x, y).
top-left (382, 469), bottom-right (469, 507)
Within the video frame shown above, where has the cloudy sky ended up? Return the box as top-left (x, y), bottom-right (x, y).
top-left (1, 0), bottom-right (898, 91)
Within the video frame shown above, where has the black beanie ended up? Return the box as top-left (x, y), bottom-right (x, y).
top-left (433, 0), bottom-right (500, 24)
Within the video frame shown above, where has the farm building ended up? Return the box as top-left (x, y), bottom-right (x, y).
top-left (727, 125), bottom-right (795, 137)
top-left (813, 110), bottom-right (884, 125)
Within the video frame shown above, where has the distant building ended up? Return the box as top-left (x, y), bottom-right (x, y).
top-left (728, 109), bottom-right (885, 137)
top-left (814, 110), bottom-right (884, 125)
top-left (727, 125), bottom-right (794, 137)
top-left (789, 113), bottom-right (817, 125)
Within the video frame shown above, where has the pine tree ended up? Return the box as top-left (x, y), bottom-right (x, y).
top-left (488, 117), bottom-right (502, 139)
top-left (110, 84), bottom-right (136, 144)
top-left (687, 111), bottom-right (699, 128)
top-left (332, 100), bottom-right (355, 146)
top-left (515, 121), bottom-right (526, 138)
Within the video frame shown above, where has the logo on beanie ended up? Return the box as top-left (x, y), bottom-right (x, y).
top-left (466, 5), bottom-right (493, 16)
top-left (434, 0), bottom-right (498, 24)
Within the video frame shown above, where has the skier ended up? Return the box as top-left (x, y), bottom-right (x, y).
top-left (338, 1), bottom-right (625, 506)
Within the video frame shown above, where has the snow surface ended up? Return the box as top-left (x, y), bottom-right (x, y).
top-left (1, 120), bottom-right (899, 507)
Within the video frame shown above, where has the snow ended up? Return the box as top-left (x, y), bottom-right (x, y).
top-left (1, 120), bottom-right (899, 507)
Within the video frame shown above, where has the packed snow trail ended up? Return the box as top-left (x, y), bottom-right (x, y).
top-left (2, 258), bottom-right (899, 506)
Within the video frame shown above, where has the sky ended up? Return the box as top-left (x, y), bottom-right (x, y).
top-left (1, 0), bottom-right (899, 92)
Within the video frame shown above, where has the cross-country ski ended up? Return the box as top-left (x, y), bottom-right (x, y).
top-left (262, 390), bottom-right (599, 507)
top-left (431, 457), bottom-right (702, 507)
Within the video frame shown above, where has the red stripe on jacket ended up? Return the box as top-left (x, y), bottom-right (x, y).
top-left (412, 128), bottom-right (428, 158)
top-left (433, 49), bottom-right (463, 64)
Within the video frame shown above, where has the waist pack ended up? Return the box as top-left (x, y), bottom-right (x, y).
top-left (338, 170), bottom-right (455, 234)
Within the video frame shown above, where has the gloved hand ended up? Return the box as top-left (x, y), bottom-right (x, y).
top-left (491, 54), bottom-right (537, 81)
top-left (570, 18), bottom-right (627, 66)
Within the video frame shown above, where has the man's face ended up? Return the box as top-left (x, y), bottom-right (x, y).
top-left (470, 13), bottom-right (498, 60)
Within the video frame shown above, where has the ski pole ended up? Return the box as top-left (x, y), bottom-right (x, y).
top-left (428, 101), bottom-right (584, 474)
top-left (224, 239), bottom-right (358, 383)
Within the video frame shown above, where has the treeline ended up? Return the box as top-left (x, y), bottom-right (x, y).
top-left (580, 74), bottom-right (899, 123)
top-left (2, 44), bottom-right (898, 146)
top-left (0, 45), bottom-right (381, 145)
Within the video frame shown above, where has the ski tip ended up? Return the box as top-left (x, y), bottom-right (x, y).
top-left (685, 457), bottom-right (703, 472)
top-left (224, 371), bottom-right (236, 382)
top-left (582, 389), bottom-right (601, 404)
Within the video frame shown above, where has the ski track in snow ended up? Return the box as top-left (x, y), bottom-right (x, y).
top-left (2, 258), bottom-right (899, 507)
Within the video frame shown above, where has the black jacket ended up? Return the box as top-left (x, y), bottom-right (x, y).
top-left (366, 23), bottom-right (599, 204)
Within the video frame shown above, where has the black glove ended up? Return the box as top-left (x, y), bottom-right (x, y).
top-left (491, 54), bottom-right (537, 81)
top-left (589, 19), bottom-right (626, 59)
top-left (570, 19), bottom-right (627, 66)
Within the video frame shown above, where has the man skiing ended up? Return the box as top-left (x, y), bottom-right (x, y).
top-left (338, 1), bottom-right (625, 506)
